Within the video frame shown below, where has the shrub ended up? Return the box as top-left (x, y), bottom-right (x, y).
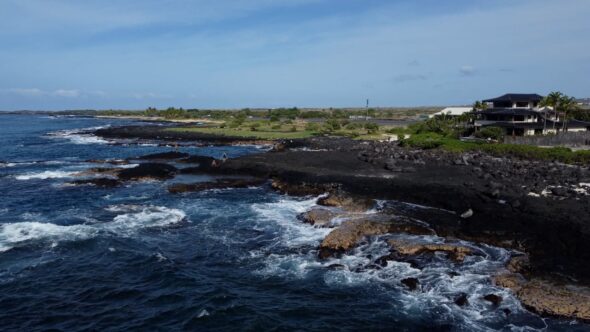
top-left (324, 119), bottom-right (341, 131)
top-left (271, 124), bottom-right (282, 130)
top-left (401, 133), bottom-right (445, 149)
top-left (345, 122), bottom-right (363, 130)
top-left (250, 122), bottom-right (261, 131)
top-left (270, 115), bottom-right (280, 122)
top-left (290, 126), bottom-right (297, 132)
top-left (305, 122), bottom-right (321, 131)
top-left (364, 122), bottom-right (379, 134)
top-left (474, 127), bottom-right (505, 141)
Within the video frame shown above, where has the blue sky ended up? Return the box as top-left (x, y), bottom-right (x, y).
top-left (0, 0), bottom-right (588, 110)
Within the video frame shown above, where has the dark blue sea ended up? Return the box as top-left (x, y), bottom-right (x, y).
top-left (0, 114), bottom-right (588, 331)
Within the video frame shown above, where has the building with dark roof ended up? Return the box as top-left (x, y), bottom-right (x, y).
top-left (474, 93), bottom-right (590, 136)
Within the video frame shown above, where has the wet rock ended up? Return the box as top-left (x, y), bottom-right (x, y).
top-left (483, 294), bottom-right (503, 306)
top-left (76, 167), bottom-right (123, 177)
top-left (179, 155), bottom-right (216, 165)
top-left (71, 178), bottom-right (121, 187)
top-left (327, 264), bottom-right (346, 270)
top-left (270, 180), bottom-right (328, 196)
top-left (494, 273), bottom-right (526, 291)
top-left (387, 239), bottom-right (474, 262)
top-left (506, 255), bottom-right (531, 274)
top-left (401, 277), bottom-right (419, 291)
top-left (117, 163), bottom-right (177, 181)
top-left (168, 178), bottom-right (265, 194)
top-left (297, 207), bottom-right (339, 227)
top-left (454, 293), bottom-right (469, 306)
top-left (317, 193), bottom-right (374, 212)
top-left (517, 280), bottom-right (590, 321)
top-left (137, 151), bottom-right (189, 160)
top-left (319, 218), bottom-right (433, 258)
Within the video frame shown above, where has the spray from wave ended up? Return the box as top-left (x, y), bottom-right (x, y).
top-left (0, 205), bottom-right (186, 253)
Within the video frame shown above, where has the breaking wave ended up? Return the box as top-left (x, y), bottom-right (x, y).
top-left (46, 126), bottom-right (109, 145)
top-left (248, 198), bottom-right (550, 330)
top-left (14, 170), bottom-right (78, 180)
top-left (0, 205), bottom-right (186, 253)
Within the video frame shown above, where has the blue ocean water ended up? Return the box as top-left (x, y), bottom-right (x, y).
top-left (0, 114), bottom-right (588, 331)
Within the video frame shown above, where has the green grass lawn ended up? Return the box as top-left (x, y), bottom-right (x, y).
top-left (167, 126), bottom-right (317, 140)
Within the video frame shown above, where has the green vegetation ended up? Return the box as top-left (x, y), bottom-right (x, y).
top-left (401, 132), bottom-right (590, 164)
top-left (473, 126), bottom-right (505, 140)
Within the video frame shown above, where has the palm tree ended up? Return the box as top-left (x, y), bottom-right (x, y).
top-left (540, 91), bottom-right (563, 131)
top-left (472, 100), bottom-right (488, 111)
top-left (558, 96), bottom-right (579, 132)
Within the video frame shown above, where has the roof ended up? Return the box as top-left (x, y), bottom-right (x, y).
top-left (429, 107), bottom-right (472, 118)
top-left (483, 93), bottom-right (543, 103)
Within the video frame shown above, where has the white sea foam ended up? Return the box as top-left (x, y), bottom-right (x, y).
top-left (250, 198), bottom-right (543, 330)
top-left (15, 170), bottom-right (77, 180)
top-left (46, 125), bottom-right (110, 145)
top-left (0, 205), bottom-right (186, 253)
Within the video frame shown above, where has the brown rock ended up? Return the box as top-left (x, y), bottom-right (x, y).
top-left (387, 239), bottom-right (474, 262)
top-left (319, 217), bottom-right (433, 257)
top-left (506, 255), bottom-right (531, 274)
top-left (493, 273), bottom-right (526, 291)
top-left (317, 193), bottom-right (374, 212)
top-left (297, 208), bottom-right (339, 227)
top-left (517, 280), bottom-right (590, 321)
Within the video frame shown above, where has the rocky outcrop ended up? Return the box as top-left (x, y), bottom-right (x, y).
top-left (297, 207), bottom-right (340, 227)
top-left (137, 151), bottom-right (189, 160)
top-left (387, 238), bottom-right (474, 262)
top-left (117, 163), bottom-right (177, 181)
top-left (494, 273), bottom-right (590, 321)
top-left (317, 192), bottom-right (375, 212)
top-left (271, 179), bottom-right (331, 196)
top-left (318, 217), bottom-right (434, 258)
top-left (168, 178), bottom-right (265, 194)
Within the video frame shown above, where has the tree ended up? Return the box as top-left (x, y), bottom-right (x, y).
top-left (540, 91), bottom-right (563, 131)
top-left (472, 101), bottom-right (488, 111)
top-left (558, 95), bottom-right (579, 132)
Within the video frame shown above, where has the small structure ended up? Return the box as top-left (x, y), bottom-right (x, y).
top-left (474, 93), bottom-right (590, 136)
top-left (429, 107), bottom-right (473, 118)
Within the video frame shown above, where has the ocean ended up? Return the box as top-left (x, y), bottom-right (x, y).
top-left (0, 114), bottom-right (587, 331)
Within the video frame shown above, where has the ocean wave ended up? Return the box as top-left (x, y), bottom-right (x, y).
top-left (249, 199), bottom-right (547, 330)
top-left (14, 170), bottom-right (77, 180)
top-left (45, 125), bottom-right (110, 145)
top-left (0, 205), bottom-right (186, 253)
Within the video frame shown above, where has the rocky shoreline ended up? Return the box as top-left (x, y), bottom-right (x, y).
top-left (92, 126), bottom-right (590, 322)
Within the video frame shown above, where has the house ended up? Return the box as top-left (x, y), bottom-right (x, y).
top-left (473, 93), bottom-right (590, 136)
top-left (429, 107), bottom-right (473, 118)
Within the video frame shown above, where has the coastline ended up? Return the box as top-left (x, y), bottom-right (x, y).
top-left (90, 123), bottom-right (590, 322)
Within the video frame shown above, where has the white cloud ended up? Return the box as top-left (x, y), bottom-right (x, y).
top-left (53, 89), bottom-right (80, 97)
top-left (1, 88), bottom-right (102, 98)
top-left (4, 88), bottom-right (46, 97)
top-left (459, 65), bottom-right (476, 76)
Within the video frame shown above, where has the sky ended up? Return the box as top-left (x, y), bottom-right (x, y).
top-left (0, 0), bottom-right (589, 110)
